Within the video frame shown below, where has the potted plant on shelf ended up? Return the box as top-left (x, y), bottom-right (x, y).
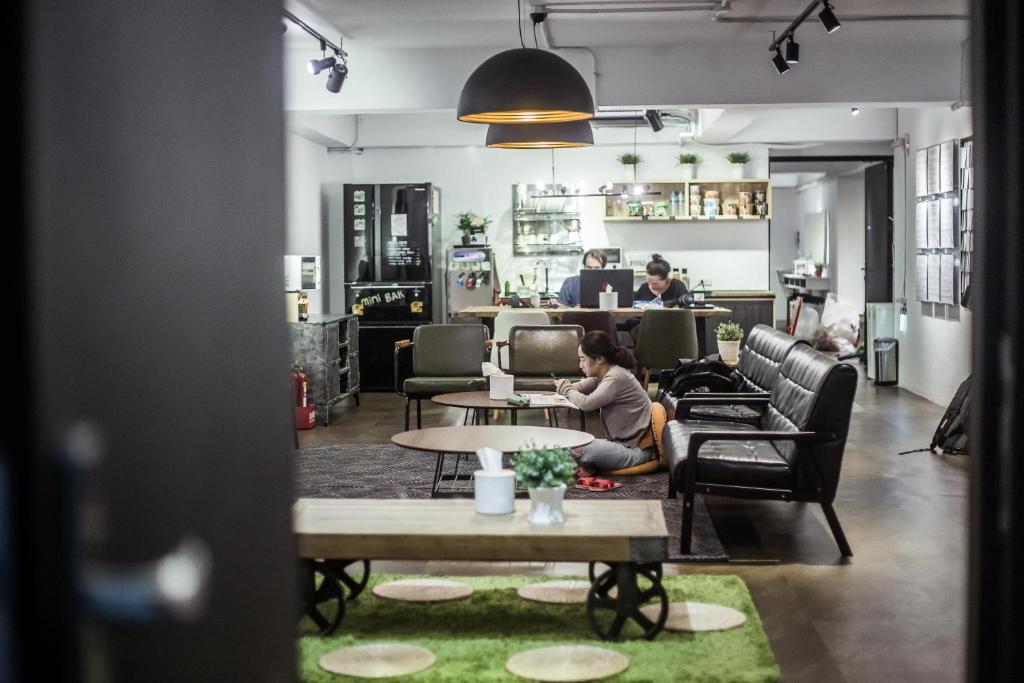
top-left (676, 153), bottom-right (700, 180)
top-left (513, 444), bottom-right (576, 524)
top-left (455, 211), bottom-right (492, 247)
top-left (726, 151), bottom-right (752, 179)
top-left (814, 261), bottom-right (825, 278)
top-left (617, 152), bottom-right (642, 180)
top-left (715, 321), bottom-right (744, 365)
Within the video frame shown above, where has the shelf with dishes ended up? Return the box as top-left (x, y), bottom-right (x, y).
top-left (604, 179), bottom-right (771, 221)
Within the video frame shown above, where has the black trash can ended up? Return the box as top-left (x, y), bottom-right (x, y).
top-left (874, 338), bottom-right (898, 386)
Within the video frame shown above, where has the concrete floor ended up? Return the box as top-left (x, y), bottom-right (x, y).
top-left (300, 367), bottom-right (967, 682)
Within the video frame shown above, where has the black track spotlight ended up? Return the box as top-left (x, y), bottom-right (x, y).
top-left (307, 56), bottom-right (337, 76)
top-left (644, 110), bottom-right (664, 132)
top-left (771, 49), bottom-right (790, 75)
top-left (819, 1), bottom-right (841, 33)
top-left (785, 35), bottom-right (800, 64)
top-left (326, 63), bottom-right (348, 93)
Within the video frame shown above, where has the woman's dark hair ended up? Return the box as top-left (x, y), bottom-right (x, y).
top-left (582, 248), bottom-right (607, 267)
top-left (646, 253), bottom-right (670, 280)
top-left (580, 330), bottom-right (637, 369)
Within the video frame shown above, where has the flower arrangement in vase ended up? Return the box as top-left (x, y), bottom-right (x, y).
top-left (726, 152), bottom-right (752, 179)
top-left (455, 211), bottom-right (492, 246)
top-left (715, 321), bottom-right (744, 364)
top-left (676, 153), bottom-right (700, 180)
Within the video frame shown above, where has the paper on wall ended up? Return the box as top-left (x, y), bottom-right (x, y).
top-left (940, 140), bottom-right (956, 193)
top-left (916, 254), bottom-right (929, 301)
top-left (915, 149), bottom-right (928, 197)
top-left (939, 254), bottom-right (956, 304)
top-left (939, 197), bottom-right (956, 248)
top-left (915, 202), bottom-right (928, 248)
top-left (390, 213), bottom-right (408, 237)
top-left (927, 200), bottom-right (940, 248)
top-left (927, 146), bottom-right (941, 194)
top-left (927, 254), bottom-right (941, 304)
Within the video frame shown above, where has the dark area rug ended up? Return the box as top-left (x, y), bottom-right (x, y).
top-left (295, 443), bottom-right (727, 562)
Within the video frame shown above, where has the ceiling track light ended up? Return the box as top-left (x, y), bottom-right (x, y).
top-left (785, 35), bottom-right (800, 64)
top-left (768, 1), bottom-right (840, 74)
top-left (819, 1), bottom-right (841, 33)
top-left (283, 10), bottom-right (350, 94)
top-left (772, 49), bottom-right (790, 75)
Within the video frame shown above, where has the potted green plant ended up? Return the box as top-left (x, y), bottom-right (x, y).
top-left (715, 321), bottom-right (744, 364)
top-left (455, 211), bottom-right (492, 246)
top-left (676, 153), bottom-right (700, 180)
top-left (814, 261), bottom-right (826, 278)
top-left (513, 444), bottom-right (576, 524)
top-left (726, 151), bottom-right (752, 179)
top-left (617, 152), bottom-right (642, 180)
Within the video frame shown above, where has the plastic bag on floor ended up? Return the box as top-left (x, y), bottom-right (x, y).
top-left (820, 293), bottom-right (860, 344)
top-left (793, 305), bottom-right (820, 341)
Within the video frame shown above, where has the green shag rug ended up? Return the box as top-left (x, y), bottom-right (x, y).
top-left (299, 574), bottom-right (779, 682)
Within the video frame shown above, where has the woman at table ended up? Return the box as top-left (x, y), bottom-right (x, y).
top-left (554, 331), bottom-right (655, 479)
top-left (635, 253), bottom-right (687, 303)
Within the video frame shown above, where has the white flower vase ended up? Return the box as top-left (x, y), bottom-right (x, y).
top-left (731, 163), bottom-right (746, 180)
top-left (527, 485), bottom-right (567, 524)
top-left (681, 164), bottom-right (695, 180)
top-left (718, 339), bottom-right (741, 364)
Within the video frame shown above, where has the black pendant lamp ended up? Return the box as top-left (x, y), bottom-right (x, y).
top-left (486, 120), bottom-right (593, 149)
top-left (458, 48), bottom-right (595, 124)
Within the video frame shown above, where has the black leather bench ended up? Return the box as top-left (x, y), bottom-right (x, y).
top-left (663, 344), bottom-right (858, 556)
top-left (662, 324), bottom-right (808, 425)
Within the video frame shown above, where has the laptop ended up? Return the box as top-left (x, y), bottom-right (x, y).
top-left (579, 269), bottom-right (635, 308)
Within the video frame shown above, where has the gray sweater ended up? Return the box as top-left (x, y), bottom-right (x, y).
top-left (557, 365), bottom-right (652, 447)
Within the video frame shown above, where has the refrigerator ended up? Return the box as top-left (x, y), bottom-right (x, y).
top-left (343, 183), bottom-right (443, 390)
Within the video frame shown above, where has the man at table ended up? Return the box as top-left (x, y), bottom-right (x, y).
top-left (555, 249), bottom-right (607, 307)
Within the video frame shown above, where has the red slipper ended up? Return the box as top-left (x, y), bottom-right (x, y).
top-left (575, 476), bottom-right (598, 490)
top-left (587, 478), bottom-right (622, 492)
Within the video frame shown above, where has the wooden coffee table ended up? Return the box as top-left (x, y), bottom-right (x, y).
top-left (432, 390), bottom-right (585, 430)
top-left (392, 425), bottom-right (593, 498)
top-left (295, 498), bottom-right (670, 641)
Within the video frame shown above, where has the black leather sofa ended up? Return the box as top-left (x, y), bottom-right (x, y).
top-left (663, 343), bottom-right (858, 556)
top-left (663, 323), bottom-right (808, 425)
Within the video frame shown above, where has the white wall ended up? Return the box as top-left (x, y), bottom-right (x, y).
top-left (343, 139), bottom-right (771, 298)
top-left (285, 132), bottom-right (352, 313)
top-left (893, 106), bottom-right (973, 405)
top-left (835, 172), bottom-right (866, 311)
top-left (769, 188), bottom-right (799, 323)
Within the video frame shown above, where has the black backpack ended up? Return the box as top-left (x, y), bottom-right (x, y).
top-left (662, 358), bottom-right (743, 399)
top-left (930, 375), bottom-right (971, 454)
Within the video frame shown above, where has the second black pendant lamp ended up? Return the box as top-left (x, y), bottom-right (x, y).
top-left (485, 120), bottom-right (593, 149)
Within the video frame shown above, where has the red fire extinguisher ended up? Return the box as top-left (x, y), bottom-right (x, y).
top-left (292, 364), bottom-right (316, 429)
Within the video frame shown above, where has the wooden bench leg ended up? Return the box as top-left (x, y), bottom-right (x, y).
top-left (821, 502), bottom-right (853, 557)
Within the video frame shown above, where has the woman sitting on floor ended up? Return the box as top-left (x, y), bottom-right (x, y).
top-left (554, 330), bottom-right (655, 479)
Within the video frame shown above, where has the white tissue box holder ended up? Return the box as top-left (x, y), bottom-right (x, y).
top-left (599, 291), bottom-right (618, 311)
top-left (474, 469), bottom-right (516, 515)
top-left (489, 374), bottom-right (514, 400)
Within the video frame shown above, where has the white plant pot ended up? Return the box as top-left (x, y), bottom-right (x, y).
top-left (527, 484), bottom-right (567, 524)
top-left (681, 164), bottom-right (695, 180)
top-left (731, 163), bottom-right (746, 179)
top-left (718, 339), bottom-right (741, 364)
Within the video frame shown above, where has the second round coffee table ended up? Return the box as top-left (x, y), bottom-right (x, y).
top-left (432, 391), bottom-right (586, 430)
top-left (391, 425), bottom-right (594, 498)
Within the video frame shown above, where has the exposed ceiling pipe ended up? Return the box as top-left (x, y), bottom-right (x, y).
top-left (544, 4), bottom-right (722, 14)
top-left (714, 14), bottom-right (968, 24)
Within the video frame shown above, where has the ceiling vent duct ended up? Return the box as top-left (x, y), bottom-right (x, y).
top-left (590, 109), bottom-right (695, 133)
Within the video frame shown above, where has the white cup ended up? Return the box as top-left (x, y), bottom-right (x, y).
top-left (599, 291), bottom-right (618, 311)
top-left (489, 374), bottom-right (514, 400)
top-left (530, 293), bottom-right (541, 308)
top-left (474, 469), bottom-right (516, 515)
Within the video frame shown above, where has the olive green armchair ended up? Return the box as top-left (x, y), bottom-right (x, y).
top-left (394, 324), bottom-right (499, 429)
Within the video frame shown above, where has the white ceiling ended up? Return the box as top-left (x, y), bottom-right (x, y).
top-left (293, 0), bottom-right (968, 49)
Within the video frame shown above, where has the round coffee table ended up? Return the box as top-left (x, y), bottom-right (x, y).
top-left (432, 391), bottom-right (585, 430)
top-left (391, 425), bottom-right (593, 498)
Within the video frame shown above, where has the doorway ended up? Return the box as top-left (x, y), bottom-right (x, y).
top-left (769, 156), bottom-right (894, 343)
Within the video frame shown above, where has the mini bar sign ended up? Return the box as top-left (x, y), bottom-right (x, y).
top-left (350, 287), bottom-right (426, 318)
